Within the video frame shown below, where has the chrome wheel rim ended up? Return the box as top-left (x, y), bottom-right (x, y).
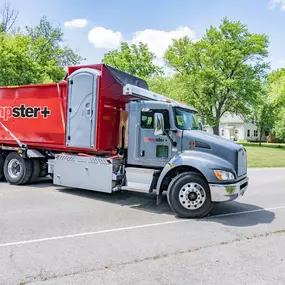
top-left (8, 158), bottom-right (22, 179)
top-left (179, 182), bottom-right (206, 210)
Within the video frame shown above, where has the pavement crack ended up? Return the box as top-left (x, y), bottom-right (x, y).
top-left (9, 247), bottom-right (17, 270)
top-left (21, 229), bottom-right (285, 284)
top-left (8, 246), bottom-right (26, 277)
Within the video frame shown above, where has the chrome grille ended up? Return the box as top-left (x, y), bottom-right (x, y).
top-left (237, 148), bottom-right (247, 176)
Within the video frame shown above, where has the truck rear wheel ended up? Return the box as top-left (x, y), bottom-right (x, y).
top-left (0, 155), bottom-right (5, 181)
top-left (28, 159), bottom-right (41, 184)
top-left (167, 172), bottom-right (213, 218)
top-left (4, 152), bottom-right (33, 185)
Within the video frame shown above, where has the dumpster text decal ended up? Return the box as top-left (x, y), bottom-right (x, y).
top-left (0, 104), bottom-right (51, 121)
top-left (143, 137), bottom-right (168, 143)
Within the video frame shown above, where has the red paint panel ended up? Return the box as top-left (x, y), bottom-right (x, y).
top-left (0, 82), bottom-right (67, 148)
top-left (96, 65), bottom-right (127, 152)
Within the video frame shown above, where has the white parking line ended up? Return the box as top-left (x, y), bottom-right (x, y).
top-left (1, 205), bottom-right (285, 248)
top-left (210, 205), bottom-right (285, 218)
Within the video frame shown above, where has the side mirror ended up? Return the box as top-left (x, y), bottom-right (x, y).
top-left (154, 113), bottom-right (164, 136)
top-left (199, 121), bottom-right (203, 130)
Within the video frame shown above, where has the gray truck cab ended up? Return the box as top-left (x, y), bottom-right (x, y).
top-left (123, 85), bottom-right (249, 218)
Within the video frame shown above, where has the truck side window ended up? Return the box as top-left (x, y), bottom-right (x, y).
top-left (141, 112), bottom-right (153, 129)
top-left (141, 109), bottom-right (170, 129)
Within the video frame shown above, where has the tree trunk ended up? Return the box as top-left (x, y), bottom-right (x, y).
top-left (213, 123), bottom-right (220, 136)
top-left (213, 110), bottom-right (221, 136)
top-left (259, 129), bottom-right (263, 146)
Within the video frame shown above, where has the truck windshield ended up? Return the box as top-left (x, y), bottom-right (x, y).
top-left (174, 107), bottom-right (201, 130)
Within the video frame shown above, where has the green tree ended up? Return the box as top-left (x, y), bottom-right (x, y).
top-left (164, 17), bottom-right (269, 135)
top-left (254, 101), bottom-right (276, 145)
top-left (147, 75), bottom-right (185, 100)
top-left (0, 16), bottom-right (84, 86)
top-left (267, 68), bottom-right (285, 105)
top-left (102, 41), bottom-right (163, 78)
top-left (25, 16), bottom-right (84, 82)
top-left (267, 68), bottom-right (285, 140)
top-left (0, 33), bottom-right (42, 86)
top-left (274, 108), bottom-right (285, 140)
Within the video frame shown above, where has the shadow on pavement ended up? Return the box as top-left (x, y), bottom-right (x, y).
top-left (205, 201), bottom-right (275, 227)
top-left (59, 188), bottom-right (175, 216)
top-left (0, 177), bottom-right (55, 189)
top-left (59, 187), bottom-right (275, 226)
top-left (11, 178), bottom-right (275, 226)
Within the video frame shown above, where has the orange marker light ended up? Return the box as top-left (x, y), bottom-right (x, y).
top-left (214, 170), bottom-right (222, 180)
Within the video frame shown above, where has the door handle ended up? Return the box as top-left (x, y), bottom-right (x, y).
top-left (85, 102), bottom-right (91, 116)
top-left (140, 150), bottom-right (145, 157)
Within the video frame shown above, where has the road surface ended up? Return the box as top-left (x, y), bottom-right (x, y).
top-left (0, 168), bottom-right (285, 285)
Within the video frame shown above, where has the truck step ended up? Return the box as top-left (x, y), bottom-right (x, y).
top-left (121, 167), bottom-right (159, 194)
top-left (121, 185), bottom-right (151, 194)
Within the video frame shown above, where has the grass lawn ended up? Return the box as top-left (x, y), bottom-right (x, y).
top-left (238, 142), bottom-right (285, 168)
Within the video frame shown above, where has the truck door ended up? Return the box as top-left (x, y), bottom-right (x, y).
top-left (66, 68), bottom-right (99, 149)
top-left (139, 108), bottom-right (172, 167)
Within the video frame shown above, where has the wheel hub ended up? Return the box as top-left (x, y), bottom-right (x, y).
top-left (8, 158), bottom-right (22, 179)
top-left (179, 182), bottom-right (206, 210)
top-left (188, 192), bottom-right (198, 201)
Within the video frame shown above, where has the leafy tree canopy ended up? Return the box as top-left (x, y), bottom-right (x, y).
top-left (0, 13), bottom-right (83, 86)
top-left (274, 108), bottom-right (285, 139)
top-left (0, 33), bottom-right (43, 86)
top-left (265, 68), bottom-right (285, 140)
top-left (164, 17), bottom-right (270, 134)
top-left (267, 68), bottom-right (285, 105)
top-left (25, 16), bottom-right (84, 83)
top-left (102, 41), bottom-right (163, 79)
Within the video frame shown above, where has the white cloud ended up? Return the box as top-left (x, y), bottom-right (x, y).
top-left (64, 19), bottom-right (88, 29)
top-left (130, 26), bottom-right (196, 58)
top-left (88, 27), bottom-right (123, 49)
top-left (269, 0), bottom-right (285, 10)
top-left (87, 25), bottom-right (196, 73)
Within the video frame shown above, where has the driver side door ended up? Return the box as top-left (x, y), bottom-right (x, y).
top-left (138, 108), bottom-right (172, 167)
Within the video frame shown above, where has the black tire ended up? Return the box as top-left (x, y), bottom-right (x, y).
top-left (167, 172), bottom-right (213, 218)
top-left (4, 152), bottom-right (33, 185)
top-left (28, 159), bottom-right (41, 184)
top-left (0, 155), bottom-right (6, 181)
top-left (39, 160), bottom-right (48, 177)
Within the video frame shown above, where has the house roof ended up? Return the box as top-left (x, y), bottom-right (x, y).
top-left (220, 112), bottom-right (244, 124)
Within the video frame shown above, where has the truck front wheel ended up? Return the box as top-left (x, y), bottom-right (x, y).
top-left (167, 172), bottom-right (213, 218)
top-left (4, 152), bottom-right (33, 185)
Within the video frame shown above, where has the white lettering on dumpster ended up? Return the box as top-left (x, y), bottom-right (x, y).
top-left (0, 104), bottom-right (51, 121)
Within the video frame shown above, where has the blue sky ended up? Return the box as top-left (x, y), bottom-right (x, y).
top-left (4, 0), bottom-right (285, 70)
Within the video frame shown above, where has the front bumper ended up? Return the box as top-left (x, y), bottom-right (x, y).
top-left (209, 177), bottom-right (249, 202)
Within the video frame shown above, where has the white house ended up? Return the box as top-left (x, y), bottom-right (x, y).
top-left (204, 112), bottom-right (266, 141)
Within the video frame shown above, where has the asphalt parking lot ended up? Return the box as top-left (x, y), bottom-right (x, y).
top-left (1, 168), bottom-right (285, 285)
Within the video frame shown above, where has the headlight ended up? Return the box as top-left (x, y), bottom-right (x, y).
top-left (214, 170), bottom-right (235, 180)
